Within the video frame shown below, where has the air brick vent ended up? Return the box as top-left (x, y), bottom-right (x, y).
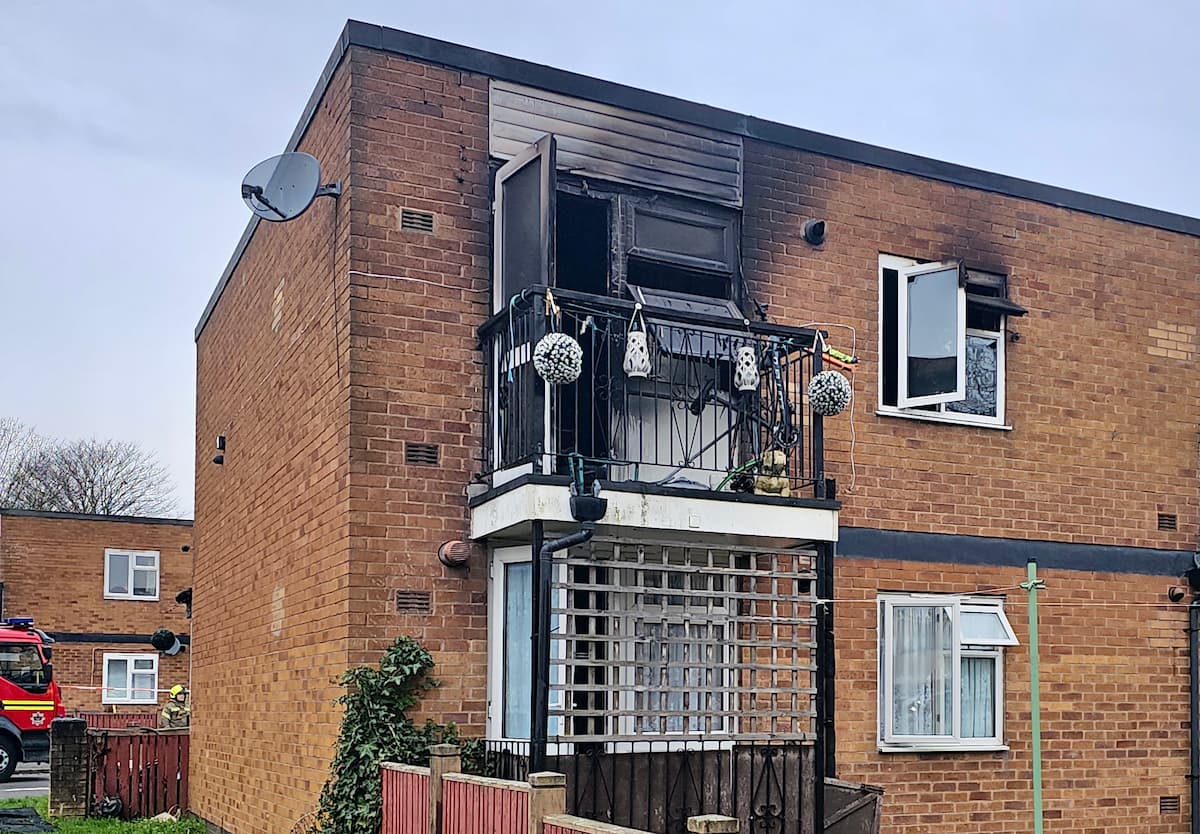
top-left (405, 442), bottom-right (440, 466)
top-left (1158, 513), bottom-right (1178, 531)
top-left (395, 590), bottom-right (432, 614)
top-left (400, 208), bottom-right (435, 233)
top-left (1160, 795), bottom-right (1181, 815)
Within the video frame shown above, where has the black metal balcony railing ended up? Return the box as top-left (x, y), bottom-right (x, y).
top-left (479, 286), bottom-right (828, 499)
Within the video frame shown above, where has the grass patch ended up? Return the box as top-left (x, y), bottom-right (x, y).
top-left (0, 797), bottom-right (205, 834)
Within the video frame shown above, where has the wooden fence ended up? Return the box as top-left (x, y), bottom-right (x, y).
top-left (88, 728), bottom-right (188, 819)
top-left (382, 763), bottom-right (430, 834)
top-left (442, 773), bottom-right (530, 834)
top-left (72, 711), bottom-right (158, 730)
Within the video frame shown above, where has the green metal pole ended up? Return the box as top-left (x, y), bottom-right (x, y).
top-left (1023, 559), bottom-right (1046, 834)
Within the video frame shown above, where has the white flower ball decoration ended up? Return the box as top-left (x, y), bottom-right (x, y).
top-left (533, 332), bottom-right (584, 385)
top-left (807, 370), bottom-right (852, 416)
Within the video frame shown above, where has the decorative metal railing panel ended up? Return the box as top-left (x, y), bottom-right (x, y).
top-left (548, 539), bottom-right (818, 743)
top-left (480, 287), bottom-right (826, 497)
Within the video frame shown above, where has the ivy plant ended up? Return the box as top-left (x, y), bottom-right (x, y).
top-left (317, 637), bottom-right (460, 834)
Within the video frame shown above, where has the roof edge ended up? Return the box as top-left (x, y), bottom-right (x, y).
top-left (0, 508), bottom-right (193, 527)
top-left (195, 19), bottom-right (1200, 340)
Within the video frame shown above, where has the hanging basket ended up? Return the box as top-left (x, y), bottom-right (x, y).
top-left (808, 370), bottom-right (852, 416)
top-left (533, 332), bottom-right (583, 385)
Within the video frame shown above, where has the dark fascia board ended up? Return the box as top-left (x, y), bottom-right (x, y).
top-left (0, 508), bottom-right (193, 527)
top-left (196, 19), bottom-right (1200, 340)
top-left (839, 525), bottom-right (1196, 578)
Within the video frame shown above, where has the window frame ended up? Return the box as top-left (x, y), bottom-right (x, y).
top-left (877, 594), bottom-right (1017, 753)
top-left (103, 549), bottom-right (160, 601)
top-left (895, 260), bottom-right (967, 409)
top-left (101, 652), bottom-right (159, 705)
top-left (878, 255), bottom-right (1010, 428)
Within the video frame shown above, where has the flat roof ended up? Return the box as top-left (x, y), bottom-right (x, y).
top-left (0, 508), bottom-right (193, 527)
top-left (197, 20), bottom-right (1200, 339)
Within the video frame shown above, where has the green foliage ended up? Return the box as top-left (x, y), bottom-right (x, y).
top-left (0, 797), bottom-right (205, 834)
top-left (317, 637), bottom-right (460, 834)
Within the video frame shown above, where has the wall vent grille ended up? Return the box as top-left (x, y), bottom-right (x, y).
top-left (405, 442), bottom-right (440, 466)
top-left (395, 590), bottom-right (432, 614)
top-left (1160, 796), bottom-right (1181, 815)
top-left (400, 208), bottom-right (435, 233)
top-left (1158, 513), bottom-right (1178, 531)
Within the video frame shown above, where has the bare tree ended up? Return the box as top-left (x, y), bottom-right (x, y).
top-left (0, 419), bottom-right (44, 507)
top-left (5, 437), bottom-right (178, 517)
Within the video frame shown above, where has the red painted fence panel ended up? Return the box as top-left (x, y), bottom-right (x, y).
top-left (381, 764), bottom-right (430, 834)
top-left (442, 774), bottom-right (528, 834)
top-left (88, 728), bottom-right (188, 819)
top-left (73, 711), bottom-right (159, 730)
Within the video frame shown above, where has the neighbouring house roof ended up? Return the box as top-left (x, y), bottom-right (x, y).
top-left (0, 508), bottom-right (193, 526)
top-left (196, 20), bottom-right (1200, 339)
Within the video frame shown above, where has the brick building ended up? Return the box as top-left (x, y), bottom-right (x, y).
top-left (0, 509), bottom-right (193, 712)
top-left (192, 21), bottom-right (1199, 834)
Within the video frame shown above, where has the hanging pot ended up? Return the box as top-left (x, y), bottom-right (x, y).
top-left (623, 304), bottom-right (652, 378)
top-left (808, 370), bottom-right (853, 416)
top-left (734, 345), bottom-right (760, 392)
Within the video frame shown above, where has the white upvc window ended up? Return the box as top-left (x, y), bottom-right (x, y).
top-left (878, 594), bottom-right (1017, 752)
top-left (104, 549), bottom-right (160, 600)
top-left (878, 254), bottom-right (1017, 428)
top-left (102, 653), bottom-right (158, 704)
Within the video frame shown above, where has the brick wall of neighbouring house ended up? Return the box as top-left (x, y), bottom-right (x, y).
top-left (190, 57), bottom-right (354, 834)
top-left (834, 556), bottom-right (1190, 834)
top-left (343, 48), bottom-right (492, 732)
top-left (0, 512), bottom-right (192, 711)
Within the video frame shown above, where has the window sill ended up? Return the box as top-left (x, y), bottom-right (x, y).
top-left (103, 593), bottom-right (160, 602)
top-left (878, 743), bottom-right (1009, 754)
top-left (876, 407), bottom-right (1012, 431)
top-left (102, 700), bottom-right (158, 707)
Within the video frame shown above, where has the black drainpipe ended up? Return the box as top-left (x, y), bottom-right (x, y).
top-left (1189, 594), bottom-right (1199, 834)
top-left (530, 522), bottom-right (597, 773)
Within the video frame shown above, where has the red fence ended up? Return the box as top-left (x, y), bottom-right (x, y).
top-left (73, 711), bottom-right (158, 730)
top-left (88, 728), bottom-right (188, 819)
top-left (442, 774), bottom-right (529, 834)
top-left (381, 763), bottom-right (430, 834)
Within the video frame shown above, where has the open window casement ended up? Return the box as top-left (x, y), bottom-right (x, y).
top-left (493, 133), bottom-right (557, 313)
top-left (895, 261), bottom-right (967, 408)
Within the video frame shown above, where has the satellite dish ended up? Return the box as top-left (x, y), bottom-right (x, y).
top-left (240, 152), bottom-right (341, 222)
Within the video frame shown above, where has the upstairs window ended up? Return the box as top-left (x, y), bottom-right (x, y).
top-left (879, 254), bottom-right (1025, 427)
top-left (104, 549), bottom-right (160, 600)
top-left (878, 594), bottom-right (1018, 751)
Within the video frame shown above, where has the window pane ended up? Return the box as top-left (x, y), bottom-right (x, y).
top-left (946, 335), bottom-right (998, 417)
top-left (107, 553), bottom-right (130, 594)
top-left (131, 672), bottom-right (156, 702)
top-left (961, 610), bottom-right (1009, 642)
top-left (106, 659), bottom-right (128, 700)
top-left (502, 563), bottom-right (532, 738)
top-left (891, 605), bottom-right (954, 736)
top-left (907, 267), bottom-right (960, 398)
top-left (961, 657), bottom-right (996, 738)
top-left (133, 568), bottom-right (157, 597)
top-left (134, 554), bottom-right (157, 568)
top-left (133, 659), bottom-right (155, 670)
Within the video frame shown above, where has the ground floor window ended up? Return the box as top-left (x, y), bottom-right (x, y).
top-left (877, 594), bottom-right (1017, 751)
top-left (102, 653), bottom-right (158, 704)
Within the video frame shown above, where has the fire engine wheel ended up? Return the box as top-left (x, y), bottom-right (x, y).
top-left (0, 736), bottom-right (17, 782)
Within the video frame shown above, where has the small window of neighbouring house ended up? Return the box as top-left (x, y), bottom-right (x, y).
top-left (104, 549), bottom-right (159, 600)
top-left (879, 254), bottom-right (1025, 426)
top-left (878, 594), bottom-right (1017, 751)
top-left (102, 653), bottom-right (158, 704)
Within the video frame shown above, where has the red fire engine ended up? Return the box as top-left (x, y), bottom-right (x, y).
top-left (0, 618), bottom-right (65, 780)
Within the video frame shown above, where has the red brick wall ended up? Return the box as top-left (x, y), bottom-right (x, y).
top-left (741, 139), bottom-right (1200, 549)
top-left (344, 49), bottom-right (492, 731)
top-left (835, 557), bottom-right (1189, 833)
top-left (191, 56), bottom-right (354, 834)
top-left (0, 512), bottom-right (191, 711)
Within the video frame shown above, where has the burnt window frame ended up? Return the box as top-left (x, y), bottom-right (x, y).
top-left (878, 254), bottom-right (1019, 429)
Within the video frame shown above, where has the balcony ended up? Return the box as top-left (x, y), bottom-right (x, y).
top-left (472, 286), bottom-right (839, 546)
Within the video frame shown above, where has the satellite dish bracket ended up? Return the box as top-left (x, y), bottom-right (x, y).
top-left (316, 181), bottom-right (343, 199)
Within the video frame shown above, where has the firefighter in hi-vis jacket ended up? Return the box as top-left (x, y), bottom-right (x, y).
top-left (159, 685), bottom-right (190, 729)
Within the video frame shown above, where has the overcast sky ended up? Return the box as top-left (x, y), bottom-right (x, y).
top-left (1, 1), bottom-right (1196, 517)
